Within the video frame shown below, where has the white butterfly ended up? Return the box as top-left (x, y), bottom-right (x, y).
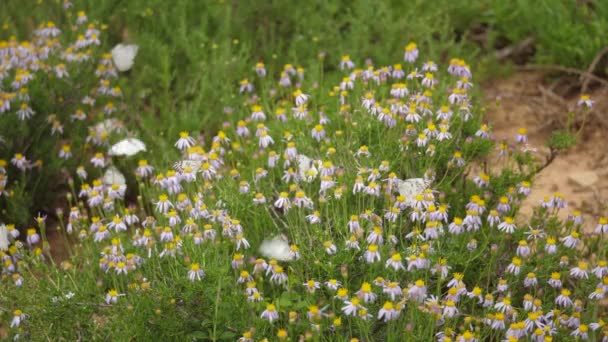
top-left (395, 177), bottom-right (432, 198)
top-left (0, 224), bottom-right (9, 251)
top-left (103, 166), bottom-right (126, 188)
top-left (173, 159), bottom-right (203, 173)
top-left (297, 154), bottom-right (319, 182)
top-left (259, 235), bottom-right (293, 261)
top-left (108, 138), bottom-right (146, 157)
top-left (111, 43), bottom-right (139, 72)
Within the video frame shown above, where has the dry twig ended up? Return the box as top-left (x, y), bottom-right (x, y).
top-left (517, 64), bottom-right (608, 87)
top-left (496, 37), bottom-right (536, 61)
top-left (581, 46), bottom-right (608, 93)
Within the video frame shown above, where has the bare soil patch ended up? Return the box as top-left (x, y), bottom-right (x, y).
top-left (483, 71), bottom-right (608, 231)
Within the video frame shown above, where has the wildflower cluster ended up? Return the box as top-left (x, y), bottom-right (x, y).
top-left (2, 40), bottom-right (606, 341)
top-left (0, 13), bottom-right (141, 225)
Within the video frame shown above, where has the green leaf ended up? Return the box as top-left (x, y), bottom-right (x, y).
top-left (547, 130), bottom-right (577, 150)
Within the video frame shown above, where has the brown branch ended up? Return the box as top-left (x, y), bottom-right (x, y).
top-left (495, 37), bottom-right (536, 61)
top-left (535, 148), bottom-right (559, 174)
top-left (516, 64), bottom-right (608, 87)
top-left (537, 85), bottom-right (568, 106)
top-left (581, 46), bottom-right (608, 94)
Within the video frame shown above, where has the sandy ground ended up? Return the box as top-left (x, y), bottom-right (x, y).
top-left (483, 71), bottom-right (608, 231)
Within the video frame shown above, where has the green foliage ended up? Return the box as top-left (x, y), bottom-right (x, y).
top-left (548, 130), bottom-right (578, 151)
top-left (487, 0), bottom-right (608, 68)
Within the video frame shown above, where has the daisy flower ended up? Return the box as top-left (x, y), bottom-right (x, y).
top-left (258, 131), bottom-right (274, 148)
top-left (238, 270), bottom-right (252, 283)
top-left (10, 310), bottom-right (26, 328)
top-left (515, 128), bottom-right (528, 143)
top-left (26, 228), bottom-right (40, 246)
top-left (323, 240), bottom-right (337, 255)
top-left (385, 253), bottom-right (405, 271)
top-left (270, 265), bottom-right (288, 284)
top-left (516, 240), bottom-right (530, 257)
top-left (494, 297), bottom-right (512, 313)
top-left (570, 324), bottom-right (589, 340)
top-left (356, 282), bottom-right (377, 303)
top-left (498, 217), bottom-right (517, 234)
top-left (448, 217), bottom-right (464, 234)
top-left (231, 253), bottom-right (244, 269)
top-left (378, 301), bottom-right (399, 322)
top-left (307, 305), bottom-right (326, 322)
top-left (506, 257), bottom-right (522, 275)
top-left (555, 288), bottom-right (573, 307)
top-left (239, 79), bottom-right (253, 93)
top-left (561, 232), bottom-right (581, 249)
top-left (339, 55), bottom-right (355, 70)
top-left (342, 297), bottom-right (365, 316)
top-left (421, 73), bottom-right (437, 88)
top-left (473, 172), bottom-right (490, 187)
top-left (524, 273), bottom-right (538, 287)
top-left (588, 287), bottom-right (605, 300)
top-left (303, 279), bottom-right (320, 293)
top-left (544, 237), bottom-right (558, 254)
top-left (105, 289), bottom-right (123, 304)
top-left (403, 42), bottom-right (419, 63)
top-left (254, 62), bottom-right (266, 77)
top-left (356, 145), bottom-right (370, 158)
top-left (595, 217), bottom-right (608, 234)
top-left (442, 300), bottom-right (458, 318)
top-left (345, 235), bottom-right (361, 251)
top-left (592, 260), bottom-right (608, 278)
top-left (260, 303), bottom-right (279, 323)
top-left (311, 124), bottom-right (325, 142)
top-left (577, 94), bottom-right (593, 108)
top-left (293, 89), bottom-right (310, 106)
top-left (325, 279), bottom-right (342, 291)
top-left (274, 192), bottom-right (291, 210)
top-left (363, 244), bottom-right (381, 263)
top-left (409, 280), bottom-right (427, 302)
top-left (234, 234), bottom-right (250, 250)
top-left (570, 261), bottom-right (589, 279)
top-left (175, 131), bottom-right (196, 150)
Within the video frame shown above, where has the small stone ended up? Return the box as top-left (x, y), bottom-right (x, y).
top-left (568, 171), bottom-right (599, 188)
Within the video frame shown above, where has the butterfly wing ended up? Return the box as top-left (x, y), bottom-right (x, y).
top-left (173, 160), bottom-right (203, 173)
top-left (109, 138), bottom-right (146, 157)
top-left (103, 166), bottom-right (126, 186)
top-left (259, 236), bottom-right (292, 261)
top-left (128, 138), bottom-right (147, 152)
top-left (0, 224), bottom-right (9, 251)
top-left (297, 154), bottom-right (312, 178)
top-left (111, 44), bottom-right (139, 72)
top-left (397, 178), bottom-right (427, 198)
top-left (297, 154), bottom-right (319, 182)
